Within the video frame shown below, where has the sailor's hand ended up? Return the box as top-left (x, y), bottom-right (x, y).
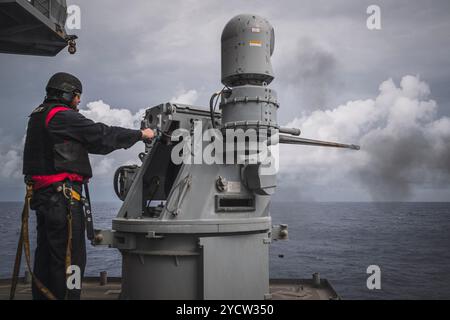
top-left (141, 128), bottom-right (155, 141)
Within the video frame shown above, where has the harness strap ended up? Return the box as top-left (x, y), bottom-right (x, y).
top-left (10, 184), bottom-right (56, 300)
top-left (62, 183), bottom-right (74, 300)
top-left (65, 207), bottom-right (73, 300)
top-left (45, 106), bottom-right (71, 128)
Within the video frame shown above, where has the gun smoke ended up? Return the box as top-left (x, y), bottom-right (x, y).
top-left (282, 75), bottom-right (450, 201)
top-left (277, 37), bottom-right (339, 113)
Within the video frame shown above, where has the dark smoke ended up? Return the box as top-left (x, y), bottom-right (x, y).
top-left (281, 37), bottom-right (339, 112)
top-left (281, 76), bottom-right (450, 201)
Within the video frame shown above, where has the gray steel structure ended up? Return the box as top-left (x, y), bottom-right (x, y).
top-left (97, 14), bottom-right (358, 300)
top-left (0, 0), bottom-right (76, 56)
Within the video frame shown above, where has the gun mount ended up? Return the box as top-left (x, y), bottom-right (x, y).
top-left (100, 14), bottom-right (359, 300)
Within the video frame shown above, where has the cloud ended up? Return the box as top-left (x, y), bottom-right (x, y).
top-left (78, 101), bottom-right (146, 182)
top-left (80, 100), bottom-right (145, 128)
top-left (91, 157), bottom-right (115, 176)
top-left (0, 132), bottom-right (24, 180)
top-left (0, 150), bottom-right (22, 179)
top-left (170, 89), bottom-right (199, 105)
top-left (280, 75), bottom-right (450, 201)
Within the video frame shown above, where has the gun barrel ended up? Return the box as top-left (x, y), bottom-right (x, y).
top-left (279, 135), bottom-right (360, 150)
top-left (279, 127), bottom-right (301, 136)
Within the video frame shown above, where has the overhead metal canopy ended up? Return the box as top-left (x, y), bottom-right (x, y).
top-left (0, 0), bottom-right (73, 56)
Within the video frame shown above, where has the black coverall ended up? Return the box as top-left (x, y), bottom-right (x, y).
top-left (29, 109), bottom-right (142, 300)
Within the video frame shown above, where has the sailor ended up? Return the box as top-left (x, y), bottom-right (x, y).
top-left (18, 72), bottom-right (154, 300)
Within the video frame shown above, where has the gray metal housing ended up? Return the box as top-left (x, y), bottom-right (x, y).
top-left (221, 14), bottom-right (275, 87)
top-left (0, 0), bottom-right (70, 56)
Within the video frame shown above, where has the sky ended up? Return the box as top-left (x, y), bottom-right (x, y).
top-left (0, 0), bottom-right (450, 201)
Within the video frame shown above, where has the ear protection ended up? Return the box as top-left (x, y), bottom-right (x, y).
top-left (61, 91), bottom-right (75, 103)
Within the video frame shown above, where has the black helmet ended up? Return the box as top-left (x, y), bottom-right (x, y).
top-left (46, 72), bottom-right (82, 94)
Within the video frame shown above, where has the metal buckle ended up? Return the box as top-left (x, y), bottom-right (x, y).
top-left (62, 183), bottom-right (73, 200)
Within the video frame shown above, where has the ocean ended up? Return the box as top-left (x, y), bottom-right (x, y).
top-left (1, 201), bottom-right (449, 299)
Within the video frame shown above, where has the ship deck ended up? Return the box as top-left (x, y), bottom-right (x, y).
top-left (0, 277), bottom-right (339, 300)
